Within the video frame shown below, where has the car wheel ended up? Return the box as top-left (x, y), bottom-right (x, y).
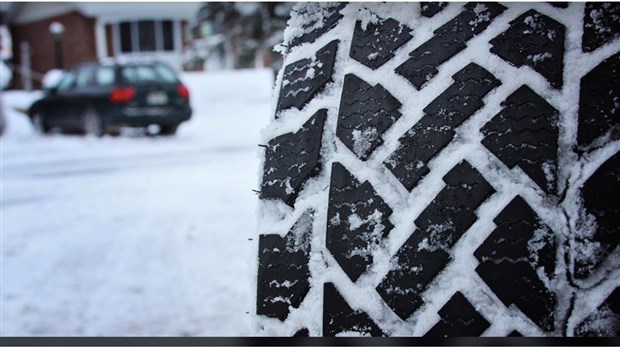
top-left (0, 109), bottom-right (6, 136)
top-left (82, 109), bottom-right (104, 137)
top-left (255, 3), bottom-right (620, 337)
top-left (31, 111), bottom-right (50, 135)
top-left (159, 123), bottom-right (179, 136)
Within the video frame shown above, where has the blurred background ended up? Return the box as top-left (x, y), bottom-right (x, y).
top-left (0, 2), bottom-right (295, 336)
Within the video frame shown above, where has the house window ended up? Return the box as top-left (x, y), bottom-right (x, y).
top-left (117, 20), bottom-right (176, 53)
top-left (119, 22), bottom-right (133, 53)
top-left (162, 20), bottom-right (174, 51)
top-left (138, 21), bottom-right (156, 52)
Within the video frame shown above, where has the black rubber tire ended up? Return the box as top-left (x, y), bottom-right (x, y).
top-left (31, 110), bottom-right (51, 135)
top-left (256, 2), bottom-right (620, 337)
top-left (0, 109), bottom-right (6, 136)
top-left (159, 123), bottom-right (179, 136)
top-left (81, 109), bottom-right (104, 137)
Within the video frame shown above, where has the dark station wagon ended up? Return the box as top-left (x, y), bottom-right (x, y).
top-left (29, 61), bottom-right (192, 136)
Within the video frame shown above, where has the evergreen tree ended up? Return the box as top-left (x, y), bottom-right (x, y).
top-left (188, 2), bottom-right (294, 70)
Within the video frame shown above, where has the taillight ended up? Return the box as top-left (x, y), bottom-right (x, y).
top-left (177, 84), bottom-right (190, 99)
top-left (109, 87), bottom-right (136, 103)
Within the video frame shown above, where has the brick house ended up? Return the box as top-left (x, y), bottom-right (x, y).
top-left (7, 2), bottom-right (199, 89)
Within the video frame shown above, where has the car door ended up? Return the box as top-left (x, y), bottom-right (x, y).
top-left (40, 70), bottom-right (76, 128)
top-left (61, 66), bottom-right (97, 130)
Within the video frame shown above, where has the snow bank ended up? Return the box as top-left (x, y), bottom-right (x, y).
top-left (1, 90), bottom-right (42, 139)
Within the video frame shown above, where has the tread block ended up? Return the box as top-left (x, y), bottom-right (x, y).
top-left (575, 288), bottom-right (620, 337)
top-left (549, 2), bottom-right (569, 9)
top-left (474, 196), bottom-right (556, 331)
top-left (323, 283), bottom-right (385, 337)
top-left (578, 52), bottom-right (620, 146)
top-left (576, 152), bottom-right (620, 278)
top-left (337, 75), bottom-right (403, 160)
top-left (396, 2), bottom-right (506, 89)
top-left (327, 162), bottom-right (394, 282)
top-left (490, 10), bottom-right (565, 89)
top-left (350, 17), bottom-right (413, 69)
top-left (293, 328), bottom-right (310, 336)
top-left (386, 63), bottom-right (500, 191)
top-left (420, 2), bottom-right (448, 17)
top-left (582, 3), bottom-right (620, 52)
top-left (257, 211), bottom-right (314, 320)
top-left (277, 40), bottom-right (338, 114)
top-left (260, 110), bottom-right (327, 206)
top-left (288, 3), bottom-right (346, 49)
top-left (481, 85), bottom-right (559, 194)
top-left (424, 292), bottom-right (491, 337)
top-left (377, 161), bottom-right (495, 319)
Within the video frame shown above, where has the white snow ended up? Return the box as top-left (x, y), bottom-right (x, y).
top-left (41, 69), bottom-right (65, 89)
top-left (1, 68), bottom-right (273, 336)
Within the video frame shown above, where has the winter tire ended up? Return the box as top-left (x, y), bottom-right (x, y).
top-left (82, 109), bottom-right (104, 137)
top-left (31, 110), bottom-right (50, 135)
top-left (159, 123), bottom-right (179, 136)
top-left (256, 2), bottom-right (620, 337)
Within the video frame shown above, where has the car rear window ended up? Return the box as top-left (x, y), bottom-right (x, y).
top-left (121, 64), bottom-right (178, 84)
top-left (96, 67), bottom-right (116, 86)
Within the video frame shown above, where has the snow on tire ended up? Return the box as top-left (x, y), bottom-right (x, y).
top-left (255, 2), bottom-right (620, 337)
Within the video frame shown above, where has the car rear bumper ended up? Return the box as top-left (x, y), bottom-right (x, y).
top-left (108, 105), bottom-right (192, 127)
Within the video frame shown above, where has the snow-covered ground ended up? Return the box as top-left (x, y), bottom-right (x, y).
top-left (1, 69), bottom-right (274, 336)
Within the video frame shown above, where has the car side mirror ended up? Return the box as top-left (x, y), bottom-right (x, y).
top-left (45, 86), bottom-right (58, 95)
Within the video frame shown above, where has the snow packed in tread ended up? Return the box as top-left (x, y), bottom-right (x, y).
top-left (474, 196), bottom-right (557, 332)
top-left (327, 162), bottom-right (394, 282)
top-left (490, 9), bottom-right (566, 89)
top-left (396, 2), bottom-right (506, 90)
top-left (481, 85), bottom-right (559, 194)
top-left (257, 211), bottom-right (314, 321)
top-left (257, 2), bottom-right (620, 337)
top-left (260, 110), bottom-right (326, 206)
top-left (337, 74), bottom-right (403, 161)
top-left (376, 161), bottom-right (495, 320)
top-left (386, 63), bottom-right (500, 191)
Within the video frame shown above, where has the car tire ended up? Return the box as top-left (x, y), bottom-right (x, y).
top-left (255, 3), bottom-right (620, 337)
top-left (31, 110), bottom-right (50, 135)
top-left (0, 109), bottom-right (6, 136)
top-left (81, 109), bottom-right (104, 137)
top-left (159, 123), bottom-right (179, 136)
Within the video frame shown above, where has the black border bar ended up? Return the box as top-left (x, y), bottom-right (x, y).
top-left (1, 337), bottom-right (619, 346)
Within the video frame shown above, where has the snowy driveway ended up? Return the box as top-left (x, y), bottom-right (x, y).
top-left (1, 69), bottom-right (273, 336)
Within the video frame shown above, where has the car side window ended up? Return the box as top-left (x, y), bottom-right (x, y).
top-left (75, 67), bottom-right (96, 89)
top-left (96, 67), bottom-right (116, 87)
top-left (122, 66), bottom-right (159, 84)
top-left (56, 71), bottom-right (77, 91)
top-left (134, 66), bottom-right (158, 82)
top-left (121, 67), bottom-right (137, 84)
top-left (154, 65), bottom-right (178, 83)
